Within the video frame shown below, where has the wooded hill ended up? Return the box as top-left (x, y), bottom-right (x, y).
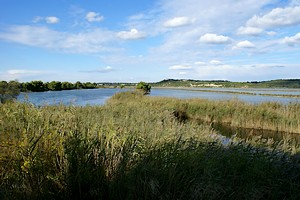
top-left (151, 79), bottom-right (300, 88)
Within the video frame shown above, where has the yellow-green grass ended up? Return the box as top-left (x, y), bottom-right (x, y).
top-left (0, 91), bottom-right (300, 199)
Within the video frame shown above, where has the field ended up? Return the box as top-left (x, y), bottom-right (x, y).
top-left (1, 91), bottom-right (300, 199)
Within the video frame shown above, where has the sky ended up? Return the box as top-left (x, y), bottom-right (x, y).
top-left (0, 0), bottom-right (300, 83)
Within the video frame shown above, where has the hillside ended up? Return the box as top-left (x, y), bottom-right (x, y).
top-left (151, 79), bottom-right (300, 88)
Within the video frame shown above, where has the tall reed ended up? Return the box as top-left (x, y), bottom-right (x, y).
top-left (0, 92), bottom-right (300, 199)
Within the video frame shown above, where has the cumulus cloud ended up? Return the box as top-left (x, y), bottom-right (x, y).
top-left (45, 16), bottom-right (60, 24)
top-left (117, 29), bottom-right (146, 40)
top-left (86, 12), bottom-right (104, 22)
top-left (282, 33), bottom-right (300, 46)
top-left (199, 33), bottom-right (231, 44)
top-left (235, 40), bottom-right (255, 48)
top-left (163, 16), bottom-right (194, 27)
top-left (237, 26), bottom-right (263, 36)
top-left (246, 6), bottom-right (300, 29)
top-left (32, 16), bottom-right (60, 24)
top-left (169, 65), bottom-right (193, 70)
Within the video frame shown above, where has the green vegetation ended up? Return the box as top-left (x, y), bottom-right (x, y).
top-left (0, 80), bottom-right (20, 103)
top-left (153, 79), bottom-right (300, 88)
top-left (20, 80), bottom-right (98, 92)
top-left (1, 91), bottom-right (300, 199)
top-left (9, 78), bottom-right (300, 95)
top-left (136, 81), bottom-right (151, 94)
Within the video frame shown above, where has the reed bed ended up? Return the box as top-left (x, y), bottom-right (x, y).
top-left (0, 91), bottom-right (300, 199)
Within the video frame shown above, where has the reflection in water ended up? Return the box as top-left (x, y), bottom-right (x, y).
top-left (211, 122), bottom-right (300, 143)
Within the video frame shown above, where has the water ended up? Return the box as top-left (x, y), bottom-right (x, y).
top-left (18, 88), bottom-right (130, 106)
top-left (151, 88), bottom-right (300, 104)
top-left (188, 87), bottom-right (300, 95)
top-left (18, 88), bottom-right (300, 106)
top-left (211, 122), bottom-right (300, 143)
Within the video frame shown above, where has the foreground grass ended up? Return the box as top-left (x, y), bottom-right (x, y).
top-left (0, 91), bottom-right (300, 199)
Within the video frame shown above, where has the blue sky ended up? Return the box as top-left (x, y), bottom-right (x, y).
top-left (0, 0), bottom-right (300, 83)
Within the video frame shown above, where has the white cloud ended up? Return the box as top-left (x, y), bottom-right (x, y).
top-left (80, 66), bottom-right (115, 73)
top-left (32, 16), bottom-right (60, 24)
top-left (32, 16), bottom-right (43, 23)
top-left (237, 26), bottom-right (263, 36)
top-left (266, 31), bottom-right (277, 36)
top-left (246, 6), bottom-right (300, 29)
top-left (235, 40), bottom-right (256, 48)
top-left (45, 16), bottom-right (60, 24)
top-left (169, 65), bottom-right (193, 70)
top-left (282, 33), bottom-right (300, 46)
top-left (192, 62), bottom-right (293, 81)
top-left (179, 71), bottom-right (187, 75)
top-left (7, 69), bottom-right (45, 75)
top-left (86, 12), bottom-right (104, 22)
top-left (0, 25), bottom-right (119, 53)
top-left (117, 29), bottom-right (146, 40)
top-left (209, 60), bottom-right (222, 65)
top-left (163, 16), bottom-right (194, 27)
top-left (194, 61), bottom-right (206, 65)
top-left (99, 66), bottom-right (114, 72)
top-left (0, 69), bottom-right (53, 81)
top-left (0, 25), bottom-right (64, 48)
top-left (199, 33), bottom-right (231, 44)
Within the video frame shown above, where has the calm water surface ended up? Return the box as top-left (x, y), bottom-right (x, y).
top-left (18, 88), bottom-right (130, 106)
top-left (151, 88), bottom-right (300, 104)
top-left (18, 88), bottom-right (300, 106)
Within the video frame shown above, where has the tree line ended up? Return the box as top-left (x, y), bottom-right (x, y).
top-left (0, 80), bottom-right (98, 103)
top-left (1, 80), bottom-right (151, 103)
top-left (20, 81), bottom-right (98, 92)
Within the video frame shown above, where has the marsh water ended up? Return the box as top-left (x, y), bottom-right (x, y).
top-left (18, 88), bottom-right (300, 142)
top-left (18, 87), bottom-right (300, 106)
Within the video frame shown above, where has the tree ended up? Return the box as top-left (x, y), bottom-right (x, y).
top-left (0, 80), bottom-right (20, 103)
top-left (29, 80), bottom-right (45, 92)
top-left (136, 81), bottom-right (151, 94)
top-left (61, 82), bottom-right (75, 90)
top-left (47, 81), bottom-right (62, 91)
top-left (75, 81), bottom-right (83, 89)
top-left (82, 82), bottom-right (97, 89)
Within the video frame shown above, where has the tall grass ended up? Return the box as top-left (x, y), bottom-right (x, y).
top-left (0, 91), bottom-right (300, 199)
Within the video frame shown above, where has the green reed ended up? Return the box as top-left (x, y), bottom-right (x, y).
top-left (0, 91), bottom-right (300, 199)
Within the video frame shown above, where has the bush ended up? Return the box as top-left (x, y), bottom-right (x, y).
top-left (0, 80), bottom-right (20, 103)
top-left (136, 81), bottom-right (151, 94)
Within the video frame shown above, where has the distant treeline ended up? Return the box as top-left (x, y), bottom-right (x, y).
top-left (153, 79), bottom-right (300, 88)
top-left (20, 81), bottom-right (98, 92)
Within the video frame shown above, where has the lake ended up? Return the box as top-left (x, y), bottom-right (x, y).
top-left (18, 88), bottom-right (300, 106)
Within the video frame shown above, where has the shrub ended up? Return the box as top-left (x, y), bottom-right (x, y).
top-left (0, 80), bottom-right (20, 103)
top-left (136, 81), bottom-right (151, 94)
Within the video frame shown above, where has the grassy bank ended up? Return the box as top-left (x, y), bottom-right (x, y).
top-left (1, 92), bottom-right (300, 199)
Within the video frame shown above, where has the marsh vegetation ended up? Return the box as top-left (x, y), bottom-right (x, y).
top-left (1, 91), bottom-right (300, 199)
